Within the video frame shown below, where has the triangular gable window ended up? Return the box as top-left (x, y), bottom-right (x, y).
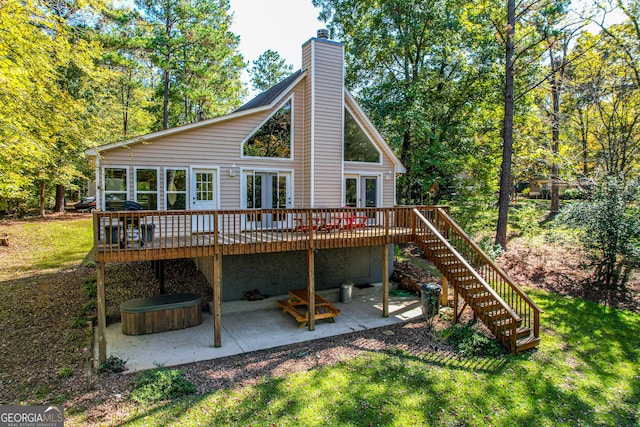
top-left (344, 109), bottom-right (380, 163)
top-left (243, 100), bottom-right (291, 158)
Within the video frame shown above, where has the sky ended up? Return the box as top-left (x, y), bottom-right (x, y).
top-left (228, 0), bottom-right (324, 98)
top-left (228, 0), bottom-right (627, 99)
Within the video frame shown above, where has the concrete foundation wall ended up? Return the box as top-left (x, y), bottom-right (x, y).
top-left (194, 246), bottom-right (393, 301)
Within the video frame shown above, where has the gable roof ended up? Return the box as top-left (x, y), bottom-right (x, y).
top-left (236, 70), bottom-right (303, 112)
top-left (85, 70), bottom-right (306, 155)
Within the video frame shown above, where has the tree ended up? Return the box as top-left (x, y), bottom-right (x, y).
top-left (560, 176), bottom-right (640, 306)
top-left (0, 0), bottom-right (99, 215)
top-left (494, 0), bottom-right (517, 248)
top-left (250, 50), bottom-right (294, 92)
top-left (135, 0), bottom-right (244, 130)
top-left (313, 0), bottom-right (503, 205)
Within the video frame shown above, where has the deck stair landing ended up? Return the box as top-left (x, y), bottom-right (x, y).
top-left (413, 208), bottom-right (541, 353)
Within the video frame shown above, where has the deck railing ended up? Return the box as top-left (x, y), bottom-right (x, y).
top-left (428, 207), bottom-right (542, 341)
top-left (92, 207), bottom-right (425, 262)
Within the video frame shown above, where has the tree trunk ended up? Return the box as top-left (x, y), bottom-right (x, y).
top-left (53, 184), bottom-right (65, 212)
top-left (549, 57), bottom-right (560, 215)
top-left (495, 0), bottom-right (516, 248)
top-left (39, 181), bottom-right (46, 218)
top-left (163, 67), bottom-right (170, 130)
top-left (400, 128), bottom-right (412, 204)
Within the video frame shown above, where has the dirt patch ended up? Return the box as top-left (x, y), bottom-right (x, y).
top-left (497, 238), bottom-right (640, 313)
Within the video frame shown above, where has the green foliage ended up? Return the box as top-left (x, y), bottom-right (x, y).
top-left (98, 355), bottom-right (128, 375)
top-left (448, 195), bottom-right (497, 233)
top-left (130, 367), bottom-right (196, 404)
top-left (478, 236), bottom-right (505, 259)
top-left (80, 300), bottom-right (97, 316)
top-left (440, 322), bottom-right (505, 357)
top-left (509, 203), bottom-right (542, 237)
top-left (58, 367), bottom-right (74, 379)
top-left (558, 176), bottom-right (640, 305)
top-left (313, 0), bottom-right (503, 205)
top-left (562, 188), bottom-right (586, 199)
top-left (84, 279), bottom-right (97, 299)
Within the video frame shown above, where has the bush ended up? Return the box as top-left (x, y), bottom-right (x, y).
top-left (558, 176), bottom-right (640, 306)
top-left (441, 323), bottom-right (504, 358)
top-left (98, 355), bottom-right (128, 375)
top-left (478, 236), bottom-right (505, 259)
top-left (130, 367), bottom-right (196, 404)
top-left (563, 188), bottom-right (586, 199)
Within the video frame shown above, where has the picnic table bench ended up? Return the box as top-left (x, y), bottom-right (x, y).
top-left (277, 289), bottom-right (340, 328)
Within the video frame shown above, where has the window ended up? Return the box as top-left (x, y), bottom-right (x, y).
top-left (243, 100), bottom-right (291, 158)
top-left (104, 167), bottom-right (127, 210)
top-left (166, 169), bottom-right (187, 210)
top-left (344, 109), bottom-right (380, 163)
top-left (135, 168), bottom-right (158, 210)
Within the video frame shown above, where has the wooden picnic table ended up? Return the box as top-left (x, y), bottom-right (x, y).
top-left (277, 289), bottom-right (340, 328)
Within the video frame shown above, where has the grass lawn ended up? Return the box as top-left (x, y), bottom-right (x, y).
top-left (68, 289), bottom-right (640, 426)
top-left (0, 215), bottom-right (93, 279)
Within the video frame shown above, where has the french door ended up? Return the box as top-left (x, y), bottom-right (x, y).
top-left (345, 175), bottom-right (378, 208)
top-left (244, 171), bottom-right (292, 229)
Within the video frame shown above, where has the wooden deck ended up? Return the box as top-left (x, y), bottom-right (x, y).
top-left (93, 207), bottom-right (424, 262)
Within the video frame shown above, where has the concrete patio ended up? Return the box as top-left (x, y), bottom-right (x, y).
top-left (103, 286), bottom-right (422, 371)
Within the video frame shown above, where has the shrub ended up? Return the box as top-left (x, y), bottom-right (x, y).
top-left (58, 367), bottom-right (74, 378)
top-left (478, 236), bottom-right (505, 259)
top-left (84, 279), bottom-right (97, 298)
top-left (441, 323), bottom-right (504, 358)
top-left (562, 188), bottom-right (586, 200)
top-left (558, 176), bottom-right (640, 306)
top-left (98, 355), bottom-right (128, 375)
top-left (130, 367), bottom-right (196, 404)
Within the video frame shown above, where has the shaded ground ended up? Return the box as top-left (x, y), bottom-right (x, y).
top-left (498, 238), bottom-right (640, 313)
top-left (1, 214), bottom-right (638, 417)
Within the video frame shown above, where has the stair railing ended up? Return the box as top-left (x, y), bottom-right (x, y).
top-left (413, 209), bottom-right (520, 350)
top-left (429, 207), bottom-right (542, 342)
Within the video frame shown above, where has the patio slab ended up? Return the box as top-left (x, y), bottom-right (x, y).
top-left (103, 286), bottom-right (422, 372)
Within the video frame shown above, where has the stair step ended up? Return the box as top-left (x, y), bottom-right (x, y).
top-left (496, 323), bottom-right (527, 337)
top-left (515, 336), bottom-right (541, 353)
top-left (484, 309), bottom-right (511, 321)
top-left (477, 300), bottom-right (502, 312)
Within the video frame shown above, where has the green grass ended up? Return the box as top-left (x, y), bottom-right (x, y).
top-left (69, 289), bottom-right (640, 427)
top-left (0, 217), bottom-right (93, 277)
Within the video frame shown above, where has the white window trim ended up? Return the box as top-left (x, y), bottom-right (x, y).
top-left (344, 106), bottom-right (383, 165)
top-left (102, 165), bottom-right (129, 210)
top-left (134, 166), bottom-right (160, 210)
top-left (241, 96), bottom-right (295, 161)
top-left (164, 167), bottom-right (189, 211)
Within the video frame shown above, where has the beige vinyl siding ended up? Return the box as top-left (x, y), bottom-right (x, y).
top-left (306, 39), bottom-right (344, 207)
top-left (100, 85), bottom-right (306, 210)
top-left (302, 42), bottom-right (313, 207)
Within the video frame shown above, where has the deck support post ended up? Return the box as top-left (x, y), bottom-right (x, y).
top-left (441, 275), bottom-right (448, 306)
top-left (382, 244), bottom-right (389, 317)
top-left (96, 262), bottom-right (107, 366)
top-left (212, 254), bottom-right (222, 347)
top-left (307, 248), bottom-right (315, 331)
top-left (453, 285), bottom-right (459, 324)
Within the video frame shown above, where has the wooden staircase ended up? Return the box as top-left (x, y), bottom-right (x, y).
top-left (412, 208), bottom-right (542, 354)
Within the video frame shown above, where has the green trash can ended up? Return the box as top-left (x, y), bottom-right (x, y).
top-left (420, 283), bottom-right (442, 320)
